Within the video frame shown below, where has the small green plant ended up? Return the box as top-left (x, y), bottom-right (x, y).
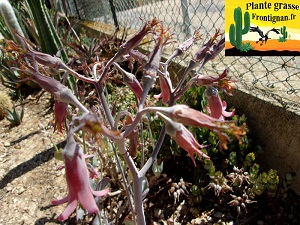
top-left (239, 42), bottom-right (253, 52)
top-left (0, 90), bottom-right (12, 120)
top-left (278, 26), bottom-right (288, 42)
top-left (5, 105), bottom-right (24, 127)
top-left (280, 172), bottom-right (294, 194)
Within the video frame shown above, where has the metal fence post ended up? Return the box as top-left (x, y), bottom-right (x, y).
top-left (73, 0), bottom-right (81, 20)
top-left (180, 0), bottom-right (192, 37)
top-left (109, 0), bottom-right (119, 30)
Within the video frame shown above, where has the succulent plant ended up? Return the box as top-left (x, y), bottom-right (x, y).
top-left (266, 169), bottom-right (279, 197)
top-left (228, 191), bottom-right (256, 215)
top-left (280, 173), bottom-right (294, 193)
top-left (243, 152), bottom-right (255, 169)
top-left (249, 163), bottom-right (260, 183)
top-left (5, 105), bottom-right (24, 127)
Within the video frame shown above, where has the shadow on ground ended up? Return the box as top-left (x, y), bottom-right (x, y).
top-left (0, 141), bottom-right (66, 189)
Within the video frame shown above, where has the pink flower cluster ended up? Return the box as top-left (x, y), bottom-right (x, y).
top-left (51, 136), bottom-right (109, 221)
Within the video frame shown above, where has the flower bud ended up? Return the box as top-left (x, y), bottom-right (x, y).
top-left (205, 86), bottom-right (234, 121)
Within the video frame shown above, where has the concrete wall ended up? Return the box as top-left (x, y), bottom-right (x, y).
top-left (224, 91), bottom-right (300, 195)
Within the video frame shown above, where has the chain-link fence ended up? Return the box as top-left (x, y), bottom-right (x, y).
top-left (65, 0), bottom-right (300, 114)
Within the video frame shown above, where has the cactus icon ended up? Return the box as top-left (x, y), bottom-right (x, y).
top-left (229, 7), bottom-right (250, 49)
top-left (278, 26), bottom-right (288, 42)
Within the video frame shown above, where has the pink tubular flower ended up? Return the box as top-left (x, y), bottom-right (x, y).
top-left (205, 86), bottom-right (235, 121)
top-left (141, 36), bottom-right (163, 96)
top-left (111, 17), bottom-right (159, 63)
top-left (205, 86), bottom-right (235, 150)
top-left (15, 32), bottom-right (68, 70)
top-left (176, 31), bottom-right (202, 55)
top-left (169, 105), bottom-right (245, 149)
top-left (194, 69), bottom-right (235, 95)
top-left (113, 62), bottom-right (143, 100)
top-left (194, 68), bottom-right (228, 86)
top-left (166, 31), bottom-right (202, 64)
top-left (144, 25), bottom-right (172, 78)
top-left (192, 29), bottom-right (221, 63)
top-left (129, 49), bottom-right (149, 67)
top-left (174, 30), bottom-right (222, 93)
top-left (157, 112), bottom-right (209, 166)
top-left (199, 37), bottom-right (225, 69)
top-left (98, 18), bottom-right (160, 84)
top-left (53, 101), bottom-right (68, 133)
top-left (16, 65), bottom-right (88, 113)
top-left (141, 26), bottom-right (172, 108)
top-left (147, 105), bottom-right (245, 149)
top-left (155, 104), bottom-right (227, 130)
top-left (52, 136), bottom-right (109, 221)
top-left (154, 75), bottom-right (171, 104)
